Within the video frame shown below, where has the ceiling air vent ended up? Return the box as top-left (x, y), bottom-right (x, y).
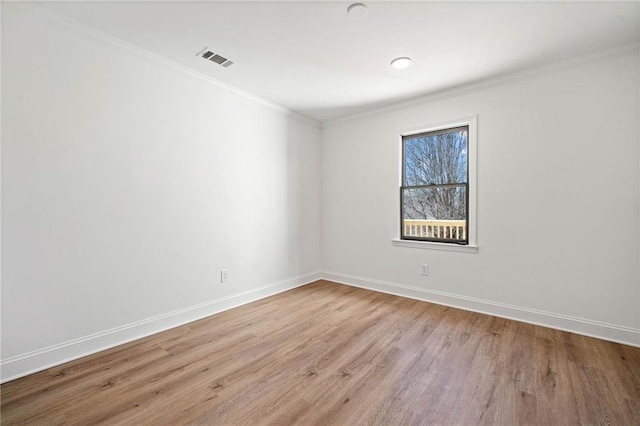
top-left (197, 47), bottom-right (234, 68)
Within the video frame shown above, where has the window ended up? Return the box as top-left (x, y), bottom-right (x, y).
top-left (399, 118), bottom-right (476, 249)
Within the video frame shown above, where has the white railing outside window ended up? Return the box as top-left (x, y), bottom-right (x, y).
top-left (403, 219), bottom-right (466, 240)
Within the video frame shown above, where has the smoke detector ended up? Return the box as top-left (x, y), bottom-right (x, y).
top-left (196, 48), bottom-right (234, 68)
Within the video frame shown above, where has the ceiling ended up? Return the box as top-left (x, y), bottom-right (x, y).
top-left (38, 1), bottom-right (639, 122)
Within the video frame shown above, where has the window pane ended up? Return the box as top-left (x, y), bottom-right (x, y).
top-left (403, 128), bottom-right (468, 186)
top-left (402, 186), bottom-right (467, 241)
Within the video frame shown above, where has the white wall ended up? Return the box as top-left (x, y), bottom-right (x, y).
top-left (1, 4), bottom-right (321, 380)
top-left (2, 2), bottom-right (639, 384)
top-left (322, 49), bottom-right (640, 345)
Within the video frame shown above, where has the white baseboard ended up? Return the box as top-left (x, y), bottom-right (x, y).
top-left (0, 271), bottom-right (322, 383)
top-left (322, 271), bottom-right (640, 348)
top-left (4, 270), bottom-right (637, 383)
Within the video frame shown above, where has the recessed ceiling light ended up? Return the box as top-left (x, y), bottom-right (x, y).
top-left (347, 3), bottom-right (368, 19)
top-left (391, 57), bottom-right (412, 70)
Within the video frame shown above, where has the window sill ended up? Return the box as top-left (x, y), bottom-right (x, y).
top-left (391, 239), bottom-right (479, 253)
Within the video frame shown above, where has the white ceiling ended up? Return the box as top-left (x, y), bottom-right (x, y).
top-left (39, 1), bottom-right (639, 122)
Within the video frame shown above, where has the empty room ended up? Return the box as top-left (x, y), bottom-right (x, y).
top-left (1, 1), bottom-right (639, 424)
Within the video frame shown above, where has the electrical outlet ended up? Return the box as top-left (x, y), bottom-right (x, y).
top-left (220, 269), bottom-right (229, 283)
top-left (420, 264), bottom-right (429, 276)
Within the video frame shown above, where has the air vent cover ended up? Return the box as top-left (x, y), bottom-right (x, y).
top-left (197, 47), bottom-right (234, 68)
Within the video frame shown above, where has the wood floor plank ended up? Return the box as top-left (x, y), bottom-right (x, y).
top-left (2, 280), bottom-right (639, 425)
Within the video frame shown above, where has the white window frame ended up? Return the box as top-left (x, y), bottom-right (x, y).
top-left (392, 116), bottom-right (478, 253)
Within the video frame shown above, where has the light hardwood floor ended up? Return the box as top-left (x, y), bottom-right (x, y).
top-left (2, 280), bottom-right (639, 425)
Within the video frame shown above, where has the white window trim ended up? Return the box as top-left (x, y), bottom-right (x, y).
top-left (393, 115), bottom-right (478, 253)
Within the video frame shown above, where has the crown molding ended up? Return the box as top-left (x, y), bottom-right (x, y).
top-left (323, 42), bottom-right (640, 126)
top-left (7, 2), bottom-right (319, 129)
